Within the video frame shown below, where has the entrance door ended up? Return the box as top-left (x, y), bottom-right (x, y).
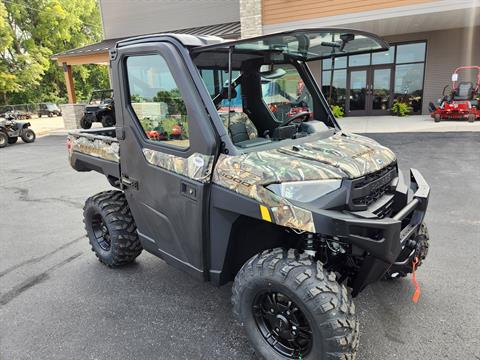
top-left (115, 43), bottom-right (217, 280)
top-left (347, 66), bottom-right (393, 116)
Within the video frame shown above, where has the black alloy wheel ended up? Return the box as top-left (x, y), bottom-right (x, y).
top-left (253, 291), bottom-right (312, 358)
top-left (91, 213), bottom-right (111, 251)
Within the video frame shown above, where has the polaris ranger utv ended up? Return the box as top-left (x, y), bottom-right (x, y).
top-left (67, 29), bottom-right (431, 360)
top-left (80, 89), bottom-right (115, 129)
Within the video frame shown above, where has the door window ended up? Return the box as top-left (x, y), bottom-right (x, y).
top-left (126, 54), bottom-right (190, 148)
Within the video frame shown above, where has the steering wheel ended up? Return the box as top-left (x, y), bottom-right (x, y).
top-left (279, 111), bottom-right (310, 127)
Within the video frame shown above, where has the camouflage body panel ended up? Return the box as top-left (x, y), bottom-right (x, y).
top-left (212, 131), bottom-right (397, 232)
top-left (143, 148), bottom-right (214, 182)
top-left (68, 134), bottom-right (119, 162)
top-left (218, 111), bottom-right (258, 139)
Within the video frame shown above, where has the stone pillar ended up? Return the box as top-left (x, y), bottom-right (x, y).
top-left (60, 104), bottom-right (86, 130)
top-left (240, 0), bottom-right (262, 38)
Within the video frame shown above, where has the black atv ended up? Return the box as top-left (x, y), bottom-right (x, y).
top-left (0, 113), bottom-right (36, 148)
top-left (38, 103), bottom-right (62, 117)
top-left (80, 89), bottom-right (115, 129)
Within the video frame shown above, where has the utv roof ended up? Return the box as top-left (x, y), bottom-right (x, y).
top-left (191, 28), bottom-right (389, 61)
top-left (115, 28), bottom-right (389, 61)
top-left (115, 33), bottom-right (225, 49)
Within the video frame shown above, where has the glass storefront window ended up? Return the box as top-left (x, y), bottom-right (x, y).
top-left (349, 53), bottom-right (370, 67)
top-left (372, 48), bottom-right (395, 65)
top-left (322, 69), bottom-right (347, 108)
top-left (394, 63), bottom-right (425, 113)
top-left (322, 56), bottom-right (347, 70)
top-left (396, 42), bottom-right (426, 64)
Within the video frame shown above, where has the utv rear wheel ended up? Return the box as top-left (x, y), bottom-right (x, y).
top-left (8, 137), bottom-right (18, 144)
top-left (468, 114), bottom-right (475, 123)
top-left (21, 129), bottom-right (36, 143)
top-left (83, 190), bottom-right (142, 267)
top-left (0, 132), bottom-right (8, 148)
top-left (232, 249), bottom-right (359, 360)
top-left (101, 114), bottom-right (115, 127)
top-left (434, 114), bottom-right (441, 122)
top-left (80, 116), bottom-right (92, 129)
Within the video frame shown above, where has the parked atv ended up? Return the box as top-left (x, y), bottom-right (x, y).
top-left (429, 66), bottom-right (480, 122)
top-left (0, 115), bottom-right (36, 148)
top-left (80, 89), bottom-right (115, 129)
top-left (38, 103), bottom-right (62, 117)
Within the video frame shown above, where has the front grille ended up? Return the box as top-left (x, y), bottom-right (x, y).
top-left (348, 162), bottom-right (397, 211)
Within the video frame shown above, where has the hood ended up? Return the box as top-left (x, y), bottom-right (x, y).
top-left (212, 132), bottom-right (396, 233)
top-left (213, 132), bottom-right (396, 188)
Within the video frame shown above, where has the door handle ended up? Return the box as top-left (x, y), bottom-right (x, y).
top-left (181, 182), bottom-right (197, 200)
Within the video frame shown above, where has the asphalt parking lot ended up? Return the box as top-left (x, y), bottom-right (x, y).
top-left (1, 132), bottom-right (479, 360)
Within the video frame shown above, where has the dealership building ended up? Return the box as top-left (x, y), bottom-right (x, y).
top-left (54, 0), bottom-right (480, 117)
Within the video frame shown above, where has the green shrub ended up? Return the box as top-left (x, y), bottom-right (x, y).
top-left (331, 105), bottom-right (344, 118)
top-left (391, 101), bottom-right (412, 117)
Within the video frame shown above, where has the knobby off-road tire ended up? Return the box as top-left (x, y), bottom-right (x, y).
top-left (384, 222), bottom-right (430, 280)
top-left (83, 190), bottom-right (142, 267)
top-left (232, 248), bottom-right (359, 360)
top-left (101, 114), bottom-right (115, 128)
top-left (80, 116), bottom-right (92, 129)
top-left (0, 132), bottom-right (8, 148)
top-left (21, 129), bottom-right (36, 143)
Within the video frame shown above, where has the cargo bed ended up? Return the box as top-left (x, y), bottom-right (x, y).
top-left (67, 127), bottom-right (120, 181)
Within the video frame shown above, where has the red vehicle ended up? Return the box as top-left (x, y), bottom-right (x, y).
top-left (430, 66), bottom-right (480, 122)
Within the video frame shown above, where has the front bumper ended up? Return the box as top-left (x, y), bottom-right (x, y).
top-left (310, 168), bottom-right (430, 295)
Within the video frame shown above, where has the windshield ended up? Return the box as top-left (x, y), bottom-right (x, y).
top-left (90, 90), bottom-right (113, 104)
top-left (195, 58), bottom-right (331, 149)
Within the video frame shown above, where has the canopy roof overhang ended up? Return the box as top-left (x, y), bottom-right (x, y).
top-left (52, 21), bottom-right (241, 66)
top-left (52, 21), bottom-right (241, 103)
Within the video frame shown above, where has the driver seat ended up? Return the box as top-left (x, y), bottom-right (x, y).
top-left (455, 82), bottom-right (474, 100)
top-left (218, 112), bottom-right (258, 140)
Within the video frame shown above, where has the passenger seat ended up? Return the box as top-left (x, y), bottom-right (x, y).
top-left (218, 112), bottom-right (258, 140)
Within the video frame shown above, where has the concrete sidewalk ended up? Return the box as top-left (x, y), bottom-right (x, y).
top-left (27, 114), bottom-right (480, 137)
top-left (337, 115), bottom-right (480, 133)
top-left (27, 115), bottom-right (65, 136)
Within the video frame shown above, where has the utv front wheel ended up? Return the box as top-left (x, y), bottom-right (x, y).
top-left (84, 190), bottom-right (142, 267)
top-left (232, 249), bottom-right (359, 360)
top-left (21, 129), bottom-right (36, 143)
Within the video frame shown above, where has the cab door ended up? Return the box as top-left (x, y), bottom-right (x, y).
top-left (114, 42), bottom-right (217, 280)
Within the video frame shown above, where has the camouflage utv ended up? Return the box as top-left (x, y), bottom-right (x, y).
top-left (67, 29), bottom-right (431, 360)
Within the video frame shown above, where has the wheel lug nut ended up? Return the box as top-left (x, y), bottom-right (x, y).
top-left (275, 328), bottom-right (279, 332)
top-left (270, 308), bottom-right (275, 313)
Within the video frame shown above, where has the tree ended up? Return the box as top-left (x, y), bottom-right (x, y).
top-left (0, 0), bottom-right (109, 105)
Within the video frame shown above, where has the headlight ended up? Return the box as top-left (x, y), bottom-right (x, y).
top-left (266, 179), bottom-right (342, 203)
